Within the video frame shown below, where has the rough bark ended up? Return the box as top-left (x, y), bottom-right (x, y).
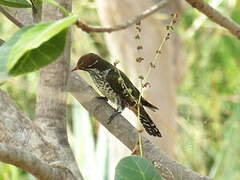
top-left (0, 144), bottom-right (69, 180)
top-left (0, 90), bottom-right (76, 179)
top-left (35, 1), bottom-right (82, 178)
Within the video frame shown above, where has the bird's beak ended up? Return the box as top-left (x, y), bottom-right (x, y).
top-left (71, 66), bottom-right (79, 72)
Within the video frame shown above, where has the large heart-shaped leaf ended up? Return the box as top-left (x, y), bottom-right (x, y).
top-left (0, 0), bottom-right (31, 8)
top-left (0, 15), bottom-right (78, 83)
top-left (115, 156), bottom-right (162, 180)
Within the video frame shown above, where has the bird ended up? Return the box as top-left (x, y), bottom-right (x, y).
top-left (72, 53), bottom-right (161, 137)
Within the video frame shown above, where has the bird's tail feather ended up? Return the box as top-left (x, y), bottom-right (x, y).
top-left (130, 105), bottom-right (162, 137)
top-left (141, 98), bottom-right (159, 112)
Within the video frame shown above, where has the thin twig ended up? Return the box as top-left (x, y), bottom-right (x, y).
top-left (114, 64), bottom-right (144, 156)
top-left (0, 6), bottom-right (24, 27)
top-left (75, 0), bottom-right (167, 33)
top-left (185, 0), bottom-right (240, 39)
top-left (0, 5), bottom-right (34, 27)
top-left (140, 14), bottom-right (177, 90)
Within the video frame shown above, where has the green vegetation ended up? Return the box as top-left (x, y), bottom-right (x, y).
top-left (0, 0), bottom-right (239, 179)
top-left (115, 156), bottom-right (162, 180)
top-left (178, 2), bottom-right (240, 179)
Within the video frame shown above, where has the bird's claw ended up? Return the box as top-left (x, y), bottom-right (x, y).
top-left (107, 111), bottom-right (121, 124)
top-left (96, 96), bottom-right (108, 101)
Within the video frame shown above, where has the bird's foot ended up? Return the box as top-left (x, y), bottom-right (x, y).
top-left (95, 96), bottom-right (108, 101)
top-left (107, 111), bottom-right (121, 124)
top-left (137, 128), bottom-right (144, 133)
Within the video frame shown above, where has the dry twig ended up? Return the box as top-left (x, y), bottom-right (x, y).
top-left (185, 0), bottom-right (240, 39)
top-left (75, 0), bottom-right (167, 33)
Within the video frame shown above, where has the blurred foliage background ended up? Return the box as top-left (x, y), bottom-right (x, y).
top-left (0, 0), bottom-right (239, 179)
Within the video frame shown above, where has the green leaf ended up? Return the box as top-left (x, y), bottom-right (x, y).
top-left (0, 15), bottom-right (78, 83)
top-left (0, 0), bottom-right (31, 8)
top-left (115, 156), bottom-right (162, 180)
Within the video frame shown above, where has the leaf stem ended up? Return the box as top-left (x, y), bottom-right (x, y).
top-left (44, 0), bottom-right (71, 16)
top-left (138, 130), bottom-right (143, 157)
top-left (137, 13), bottom-right (178, 111)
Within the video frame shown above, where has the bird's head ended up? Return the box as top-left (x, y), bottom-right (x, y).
top-left (71, 53), bottom-right (101, 72)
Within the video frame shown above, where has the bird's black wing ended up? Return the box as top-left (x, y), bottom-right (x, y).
top-left (105, 68), bottom-right (138, 105)
top-left (106, 67), bottom-right (158, 111)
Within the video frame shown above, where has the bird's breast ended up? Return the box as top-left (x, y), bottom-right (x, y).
top-left (90, 73), bottom-right (118, 101)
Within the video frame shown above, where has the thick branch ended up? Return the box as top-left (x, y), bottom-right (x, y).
top-left (35, 1), bottom-right (83, 179)
top-left (67, 73), bottom-right (213, 180)
top-left (0, 89), bottom-right (79, 179)
top-left (0, 89), bottom-right (44, 151)
top-left (185, 0), bottom-right (240, 39)
top-left (0, 144), bottom-right (71, 180)
top-left (75, 0), bottom-right (167, 33)
top-left (0, 25), bottom-right (83, 180)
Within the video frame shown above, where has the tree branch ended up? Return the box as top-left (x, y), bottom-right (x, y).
top-left (35, 1), bottom-right (83, 179)
top-left (0, 89), bottom-right (43, 151)
top-left (0, 144), bottom-right (72, 180)
top-left (0, 89), bottom-right (80, 179)
top-left (0, 39), bottom-right (83, 180)
top-left (185, 0), bottom-right (240, 39)
top-left (0, 6), bottom-right (83, 176)
top-left (67, 73), bottom-right (213, 180)
top-left (0, 5), bottom-right (33, 27)
top-left (75, 0), bottom-right (167, 33)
